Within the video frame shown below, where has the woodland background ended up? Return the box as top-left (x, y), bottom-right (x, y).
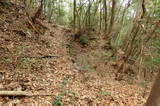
top-left (0, 0), bottom-right (160, 105)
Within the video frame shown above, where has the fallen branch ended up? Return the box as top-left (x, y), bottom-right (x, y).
top-left (0, 91), bottom-right (55, 97)
top-left (21, 55), bottom-right (60, 59)
top-left (0, 91), bottom-right (28, 96)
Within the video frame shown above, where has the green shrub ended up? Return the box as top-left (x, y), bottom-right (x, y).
top-left (97, 91), bottom-right (111, 100)
top-left (143, 56), bottom-right (160, 71)
top-left (52, 96), bottom-right (62, 106)
top-left (79, 35), bottom-right (90, 45)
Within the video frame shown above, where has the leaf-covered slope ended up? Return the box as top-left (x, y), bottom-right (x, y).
top-left (0, 2), bottom-right (150, 106)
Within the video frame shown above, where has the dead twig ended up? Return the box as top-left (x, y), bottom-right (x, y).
top-left (21, 55), bottom-right (60, 59)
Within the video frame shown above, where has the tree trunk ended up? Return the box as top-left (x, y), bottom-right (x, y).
top-left (88, 0), bottom-right (91, 29)
top-left (103, 0), bottom-right (107, 33)
top-left (145, 70), bottom-right (160, 106)
top-left (73, 0), bottom-right (76, 32)
top-left (32, 0), bottom-right (43, 23)
top-left (108, 0), bottom-right (116, 35)
top-left (99, 0), bottom-right (102, 32)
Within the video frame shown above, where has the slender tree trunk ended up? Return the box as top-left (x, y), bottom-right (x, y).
top-left (103, 0), bottom-right (107, 33)
top-left (108, 0), bottom-right (116, 35)
top-left (88, 0), bottom-right (91, 29)
top-left (59, 0), bottom-right (61, 17)
top-left (99, 0), bottom-right (102, 32)
top-left (73, 0), bottom-right (76, 32)
top-left (78, 0), bottom-right (82, 31)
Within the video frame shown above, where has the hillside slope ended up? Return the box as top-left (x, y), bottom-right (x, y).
top-left (0, 2), bottom-right (149, 106)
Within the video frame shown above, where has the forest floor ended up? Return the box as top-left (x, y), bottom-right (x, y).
top-left (0, 2), bottom-right (152, 106)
